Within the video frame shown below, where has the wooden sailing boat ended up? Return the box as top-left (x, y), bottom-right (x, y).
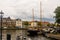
top-left (27, 1), bottom-right (42, 36)
top-left (27, 8), bottom-right (39, 36)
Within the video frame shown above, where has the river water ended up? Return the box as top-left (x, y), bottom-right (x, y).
top-left (23, 36), bottom-right (56, 40)
top-left (21, 30), bottom-right (56, 40)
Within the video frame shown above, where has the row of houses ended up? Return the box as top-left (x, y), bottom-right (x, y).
top-left (0, 17), bottom-right (50, 28)
top-left (0, 17), bottom-right (22, 28)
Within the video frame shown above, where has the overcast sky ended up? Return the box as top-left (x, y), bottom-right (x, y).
top-left (0, 0), bottom-right (60, 23)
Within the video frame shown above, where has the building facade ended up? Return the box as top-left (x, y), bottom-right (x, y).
top-left (16, 19), bottom-right (22, 28)
top-left (0, 17), bottom-right (16, 28)
top-left (0, 17), bottom-right (24, 40)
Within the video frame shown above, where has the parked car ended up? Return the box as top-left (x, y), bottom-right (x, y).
top-left (42, 28), bottom-right (55, 33)
top-left (54, 27), bottom-right (60, 33)
top-left (49, 27), bottom-right (60, 34)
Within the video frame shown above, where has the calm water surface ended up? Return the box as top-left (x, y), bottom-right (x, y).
top-left (25, 36), bottom-right (55, 40)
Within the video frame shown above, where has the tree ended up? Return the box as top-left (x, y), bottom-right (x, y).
top-left (22, 21), bottom-right (29, 26)
top-left (37, 22), bottom-right (42, 26)
top-left (47, 23), bottom-right (50, 27)
top-left (54, 6), bottom-right (60, 23)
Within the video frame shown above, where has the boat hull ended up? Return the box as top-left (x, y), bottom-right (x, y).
top-left (27, 30), bottom-right (39, 36)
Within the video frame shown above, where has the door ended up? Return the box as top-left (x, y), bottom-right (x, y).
top-left (7, 34), bottom-right (11, 40)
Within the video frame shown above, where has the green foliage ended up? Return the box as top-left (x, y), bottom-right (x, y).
top-left (54, 6), bottom-right (60, 23)
top-left (47, 23), bottom-right (50, 26)
top-left (37, 22), bottom-right (42, 26)
top-left (23, 21), bottom-right (29, 25)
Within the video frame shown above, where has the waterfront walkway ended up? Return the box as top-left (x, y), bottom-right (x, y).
top-left (45, 33), bottom-right (60, 40)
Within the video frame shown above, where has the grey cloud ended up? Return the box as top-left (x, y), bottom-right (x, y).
top-left (0, 0), bottom-right (60, 23)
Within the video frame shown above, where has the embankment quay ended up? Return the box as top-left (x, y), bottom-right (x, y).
top-left (45, 33), bottom-right (60, 40)
top-left (1, 27), bottom-right (60, 40)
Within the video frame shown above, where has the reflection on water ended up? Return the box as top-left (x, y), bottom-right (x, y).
top-left (26, 36), bottom-right (55, 40)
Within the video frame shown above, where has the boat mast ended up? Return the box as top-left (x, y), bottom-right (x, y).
top-left (32, 8), bottom-right (34, 27)
top-left (32, 8), bottom-right (34, 22)
top-left (40, 1), bottom-right (42, 26)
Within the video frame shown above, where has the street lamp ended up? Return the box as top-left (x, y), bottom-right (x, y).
top-left (0, 10), bottom-right (4, 40)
